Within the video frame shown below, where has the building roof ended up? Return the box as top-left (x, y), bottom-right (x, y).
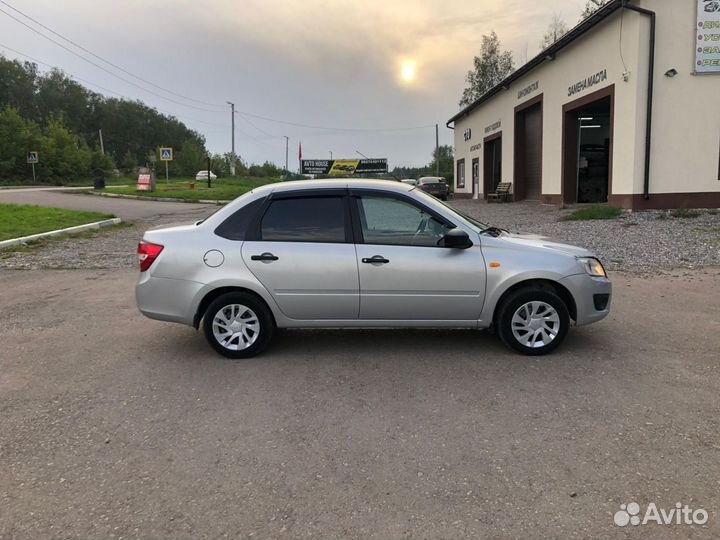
top-left (447, 0), bottom-right (624, 126)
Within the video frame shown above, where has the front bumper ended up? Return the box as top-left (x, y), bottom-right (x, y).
top-left (559, 273), bottom-right (612, 326)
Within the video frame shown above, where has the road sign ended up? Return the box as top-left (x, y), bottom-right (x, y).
top-left (27, 151), bottom-right (39, 164)
top-left (160, 147), bottom-right (173, 161)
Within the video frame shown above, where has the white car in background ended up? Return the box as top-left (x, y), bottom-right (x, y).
top-left (195, 170), bottom-right (218, 181)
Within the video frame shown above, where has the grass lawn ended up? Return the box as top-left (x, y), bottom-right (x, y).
top-left (0, 204), bottom-right (115, 241)
top-left (104, 177), bottom-right (281, 201)
top-left (561, 205), bottom-right (624, 221)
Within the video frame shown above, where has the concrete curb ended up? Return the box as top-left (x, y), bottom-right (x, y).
top-left (0, 217), bottom-right (122, 249)
top-left (84, 191), bottom-right (229, 205)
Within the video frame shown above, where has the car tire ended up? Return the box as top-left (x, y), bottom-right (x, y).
top-left (203, 292), bottom-right (275, 359)
top-left (496, 288), bottom-right (570, 356)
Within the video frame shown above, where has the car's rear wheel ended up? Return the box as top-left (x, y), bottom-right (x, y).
top-left (203, 292), bottom-right (274, 359)
top-left (496, 288), bottom-right (569, 355)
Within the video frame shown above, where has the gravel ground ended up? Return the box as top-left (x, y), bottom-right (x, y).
top-left (452, 200), bottom-right (720, 272)
top-left (1, 199), bottom-right (719, 273)
top-left (0, 206), bottom-right (213, 271)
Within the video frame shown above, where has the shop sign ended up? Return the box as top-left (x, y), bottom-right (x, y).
top-left (568, 69), bottom-right (608, 97)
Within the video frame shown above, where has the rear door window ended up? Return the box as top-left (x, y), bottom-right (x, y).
top-left (260, 196), bottom-right (347, 243)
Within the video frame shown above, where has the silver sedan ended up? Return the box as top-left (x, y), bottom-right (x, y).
top-left (136, 179), bottom-right (611, 358)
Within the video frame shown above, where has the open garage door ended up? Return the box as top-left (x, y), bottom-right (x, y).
top-left (514, 98), bottom-right (543, 201)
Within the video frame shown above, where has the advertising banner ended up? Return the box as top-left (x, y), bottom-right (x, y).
top-left (300, 158), bottom-right (388, 175)
top-left (697, 0), bottom-right (720, 73)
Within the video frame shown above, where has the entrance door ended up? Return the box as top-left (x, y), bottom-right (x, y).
top-left (483, 135), bottom-right (502, 198)
top-left (562, 86), bottom-right (614, 204)
top-left (241, 193), bottom-right (359, 320)
top-left (515, 101), bottom-right (542, 200)
top-left (471, 158), bottom-right (480, 198)
top-left (351, 191), bottom-right (485, 321)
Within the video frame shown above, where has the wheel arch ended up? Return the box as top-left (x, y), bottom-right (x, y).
top-left (193, 286), bottom-right (277, 329)
top-left (492, 278), bottom-right (577, 325)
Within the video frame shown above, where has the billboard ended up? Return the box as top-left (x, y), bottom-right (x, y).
top-left (300, 158), bottom-right (388, 175)
top-left (696, 0), bottom-right (720, 73)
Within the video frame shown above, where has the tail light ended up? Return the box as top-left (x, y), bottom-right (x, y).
top-left (137, 241), bottom-right (164, 272)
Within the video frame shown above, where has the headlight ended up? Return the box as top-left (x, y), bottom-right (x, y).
top-left (577, 257), bottom-right (607, 278)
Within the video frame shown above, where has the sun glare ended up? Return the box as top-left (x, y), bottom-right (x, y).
top-left (400, 60), bottom-right (416, 83)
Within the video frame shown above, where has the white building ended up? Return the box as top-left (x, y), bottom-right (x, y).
top-left (448, 0), bottom-right (720, 209)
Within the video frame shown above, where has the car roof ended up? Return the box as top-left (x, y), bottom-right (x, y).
top-left (253, 178), bottom-right (414, 195)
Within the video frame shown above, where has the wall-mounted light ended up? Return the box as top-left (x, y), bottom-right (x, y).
top-left (580, 125), bottom-right (602, 129)
top-left (664, 68), bottom-right (678, 77)
top-left (580, 117), bottom-right (594, 121)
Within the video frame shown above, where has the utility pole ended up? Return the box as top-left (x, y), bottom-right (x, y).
top-left (98, 129), bottom-right (105, 155)
top-left (329, 151), bottom-right (333, 160)
top-left (284, 136), bottom-right (289, 178)
top-left (435, 123), bottom-right (439, 176)
top-left (227, 101), bottom-right (235, 175)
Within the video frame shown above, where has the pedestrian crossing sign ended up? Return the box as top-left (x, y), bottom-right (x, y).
top-left (160, 147), bottom-right (173, 161)
top-left (27, 151), bottom-right (39, 164)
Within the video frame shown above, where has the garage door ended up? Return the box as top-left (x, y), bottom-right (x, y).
top-left (518, 103), bottom-right (542, 200)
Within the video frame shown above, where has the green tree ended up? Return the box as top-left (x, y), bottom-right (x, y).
top-left (459, 31), bottom-right (515, 107)
top-left (121, 150), bottom-right (136, 173)
top-left (90, 149), bottom-right (116, 172)
top-left (0, 106), bottom-right (42, 180)
top-left (41, 118), bottom-right (93, 182)
top-left (176, 141), bottom-right (206, 176)
top-left (429, 145), bottom-right (454, 180)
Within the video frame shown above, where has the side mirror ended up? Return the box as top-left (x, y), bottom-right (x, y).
top-left (443, 228), bottom-right (473, 249)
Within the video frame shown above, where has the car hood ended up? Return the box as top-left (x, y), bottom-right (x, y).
top-left (495, 231), bottom-right (595, 258)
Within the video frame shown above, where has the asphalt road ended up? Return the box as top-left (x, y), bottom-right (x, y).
top-left (1, 267), bottom-right (719, 539)
top-left (0, 188), bottom-right (216, 221)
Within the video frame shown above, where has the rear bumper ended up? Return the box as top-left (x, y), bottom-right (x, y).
top-left (559, 273), bottom-right (612, 326)
top-left (135, 274), bottom-right (205, 326)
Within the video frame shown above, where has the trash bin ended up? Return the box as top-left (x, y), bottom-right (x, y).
top-left (93, 168), bottom-right (106, 190)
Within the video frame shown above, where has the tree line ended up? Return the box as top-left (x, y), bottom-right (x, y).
top-left (0, 56), bottom-right (286, 183)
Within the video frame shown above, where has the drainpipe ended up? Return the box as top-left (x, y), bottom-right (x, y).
top-left (622, 2), bottom-right (656, 201)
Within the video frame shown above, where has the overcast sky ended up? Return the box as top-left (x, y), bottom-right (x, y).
top-left (0, 0), bottom-right (589, 168)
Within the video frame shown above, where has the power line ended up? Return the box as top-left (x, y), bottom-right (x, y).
top-left (0, 0), bottom-right (226, 110)
top-left (235, 110), bottom-right (436, 132)
top-left (0, 42), bottom-right (228, 130)
top-left (0, 6), bottom-right (224, 113)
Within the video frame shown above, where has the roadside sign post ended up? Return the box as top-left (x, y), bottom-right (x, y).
top-left (159, 147), bottom-right (173, 182)
top-left (26, 151), bottom-right (39, 182)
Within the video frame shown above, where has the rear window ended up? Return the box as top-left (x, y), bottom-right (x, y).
top-left (260, 197), bottom-right (346, 243)
top-left (214, 198), bottom-right (265, 240)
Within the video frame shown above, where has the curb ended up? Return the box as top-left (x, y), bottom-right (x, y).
top-left (84, 191), bottom-right (229, 205)
top-left (0, 217), bottom-right (122, 249)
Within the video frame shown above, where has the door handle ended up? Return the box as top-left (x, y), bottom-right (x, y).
top-left (362, 255), bottom-right (389, 264)
top-left (251, 252), bottom-right (279, 262)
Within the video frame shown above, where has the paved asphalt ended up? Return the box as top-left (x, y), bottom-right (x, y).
top-left (0, 188), bottom-right (216, 221)
top-left (1, 266), bottom-right (719, 539)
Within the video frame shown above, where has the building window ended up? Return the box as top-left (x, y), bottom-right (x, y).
top-left (457, 159), bottom-right (465, 189)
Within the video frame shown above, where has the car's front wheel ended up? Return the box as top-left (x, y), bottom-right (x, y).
top-left (203, 292), bottom-right (274, 359)
top-left (496, 288), bottom-right (570, 355)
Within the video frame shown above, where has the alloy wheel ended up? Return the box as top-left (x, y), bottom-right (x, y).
top-left (212, 304), bottom-right (260, 351)
top-left (510, 301), bottom-right (561, 349)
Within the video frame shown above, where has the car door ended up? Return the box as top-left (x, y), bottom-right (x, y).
top-left (351, 190), bottom-right (486, 321)
top-left (241, 190), bottom-right (359, 320)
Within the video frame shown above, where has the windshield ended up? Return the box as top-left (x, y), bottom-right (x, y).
top-left (411, 188), bottom-right (489, 233)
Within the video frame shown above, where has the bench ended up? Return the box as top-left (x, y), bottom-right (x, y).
top-left (487, 182), bottom-right (512, 203)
